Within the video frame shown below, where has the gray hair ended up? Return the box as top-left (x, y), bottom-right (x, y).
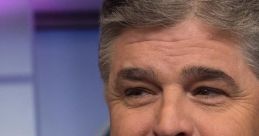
top-left (99, 0), bottom-right (259, 83)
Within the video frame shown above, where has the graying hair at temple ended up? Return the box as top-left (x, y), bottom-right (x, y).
top-left (99, 0), bottom-right (259, 83)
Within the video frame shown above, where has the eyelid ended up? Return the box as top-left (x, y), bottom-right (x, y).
top-left (122, 87), bottom-right (159, 107)
top-left (125, 86), bottom-right (159, 97)
top-left (185, 79), bottom-right (237, 96)
top-left (192, 86), bottom-right (229, 97)
top-left (124, 87), bottom-right (153, 96)
top-left (116, 79), bottom-right (161, 93)
top-left (186, 85), bottom-right (231, 107)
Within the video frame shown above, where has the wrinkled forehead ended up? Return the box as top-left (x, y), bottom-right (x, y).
top-left (114, 19), bottom-right (237, 47)
top-left (109, 19), bottom-right (252, 86)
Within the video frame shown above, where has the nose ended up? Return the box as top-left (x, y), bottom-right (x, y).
top-left (153, 86), bottom-right (195, 136)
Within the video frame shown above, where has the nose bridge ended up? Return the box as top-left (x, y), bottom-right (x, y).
top-left (154, 85), bottom-right (194, 135)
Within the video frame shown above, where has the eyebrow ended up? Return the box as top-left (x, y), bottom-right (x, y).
top-left (114, 66), bottom-right (240, 92)
top-left (181, 66), bottom-right (240, 91)
top-left (115, 67), bottom-right (159, 85)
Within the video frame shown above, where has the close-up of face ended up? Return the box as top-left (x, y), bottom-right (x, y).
top-left (105, 20), bottom-right (259, 136)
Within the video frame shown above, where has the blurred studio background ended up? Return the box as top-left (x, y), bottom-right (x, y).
top-left (0, 0), bottom-right (108, 136)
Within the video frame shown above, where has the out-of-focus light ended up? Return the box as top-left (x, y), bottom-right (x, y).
top-left (32, 0), bottom-right (102, 12)
top-left (0, 0), bottom-right (31, 16)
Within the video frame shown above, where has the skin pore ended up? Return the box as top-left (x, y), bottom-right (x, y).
top-left (106, 19), bottom-right (259, 136)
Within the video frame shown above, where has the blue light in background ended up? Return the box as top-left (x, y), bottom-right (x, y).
top-left (35, 28), bottom-right (108, 136)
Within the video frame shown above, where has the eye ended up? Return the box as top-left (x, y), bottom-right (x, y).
top-left (123, 87), bottom-right (157, 107)
top-left (192, 86), bottom-right (227, 97)
top-left (124, 87), bottom-right (150, 97)
top-left (191, 86), bottom-right (229, 105)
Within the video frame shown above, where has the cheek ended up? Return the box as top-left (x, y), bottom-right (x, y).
top-left (110, 105), bottom-right (155, 136)
top-left (195, 105), bottom-right (258, 136)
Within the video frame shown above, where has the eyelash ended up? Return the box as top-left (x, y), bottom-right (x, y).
top-left (191, 86), bottom-right (228, 98)
top-left (121, 87), bottom-right (158, 107)
top-left (124, 86), bottom-right (227, 97)
top-left (121, 85), bottom-right (229, 107)
top-left (124, 87), bottom-right (152, 97)
top-left (188, 86), bottom-right (230, 106)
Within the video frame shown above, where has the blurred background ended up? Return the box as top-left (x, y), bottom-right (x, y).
top-left (0, 0), bottom-right (108, 136)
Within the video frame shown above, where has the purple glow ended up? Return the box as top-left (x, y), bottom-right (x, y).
top-left (0, 0), bottom-right (31, 15)
top-left (32, 0), bottom-right (102, 11)
top-left (0, 0), bottom-right (33, 76)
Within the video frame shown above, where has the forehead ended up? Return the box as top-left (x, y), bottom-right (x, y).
top-left (115, 19), bottom-right (231, 46)
top-left (112, 19), bottom-right (242, 69)
top-left (109, 19), bottom-right (257, 86)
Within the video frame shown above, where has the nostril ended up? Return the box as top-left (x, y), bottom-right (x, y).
top-left (176, 132), bottom-right (186, 136)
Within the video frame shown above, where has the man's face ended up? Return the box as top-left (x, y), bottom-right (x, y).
top-left (106, 20), bottom-right (259, 136)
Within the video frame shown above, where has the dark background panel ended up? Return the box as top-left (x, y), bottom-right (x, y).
top-left (35, 29), bottom-right (108, 136)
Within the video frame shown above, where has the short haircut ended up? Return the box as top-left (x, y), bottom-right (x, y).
top-left (99, 0), bottom-right (259, 83)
